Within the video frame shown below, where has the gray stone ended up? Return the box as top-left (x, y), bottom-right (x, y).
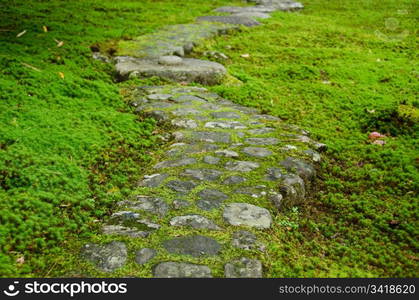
top-left (254, 114), bottom-right (281, 121)
top-left (138, 173), bottom-right (168, 187)
top-left (120, 196), bottom-right (169, 216)
top-left (235, 187), bottom-right (266, 198)
top-left (279, 174), bottom-right (306, 206)
top-left (204, 155), bottom-right (221, 165)
top-left (269, 193), bottom-right (283, 210)
top-left (147, 93), bottom-right (172, 101)
top-left (304, 149), bottom-right (321, 162)
top-left (82, 241), bottom-right (127, 272)
top-left (211, 111), bottom-right (242, 119)
top-left (225, 161), bottom-right (260, 172)
top-left (242, 146), bottom-right (273, 158)
top-left (181, 168), bottom-right (223, 181)
top-left (245, 137), bottom-right (280, 145)
top-left (280, 157), bottom-right (316, 180)
top-left (154, 157), bottom-right (197, 169)
top-left (185, 143), bottom-right (219, 153)
top-left (153, 262), bottom-right (212, 278)
top-left (166, 180), bottom-right (197, 194)
top-left (171, 94), bottom-right (206, 104)
top-left (115, 56), bottom-right (226, 85)
top-left (223, 203), bottom-right (272, 229)
top-left (232, 230), bottom-right (257, 250)
top-left (102, 225), bottom-right (150, 238)
top-left (135, 248), bottom-right (157, 265)
top-left (145, 110), bottom-right (169, 122)
top-left (215, 149), bottom-right (240, 158)
top-left (224, 258), bottom-right (263, 278)
top-left (197, 15), bottom-right (260, 27)
top-left (233, 12), bottom-right (271, 19)
top-left (191, 131), bottom-right (231, 143)
top-left (205, 121), bottom-right (246, 129)
top-left (158, 55), bottom-right (183, 66)
top-left (170, 215), bottom-right (221, 230)
top-left (223, 175), bottom-right (247, 184)
top-left (163, 235), bottom-right (221, 257)
top-left (215, 5), bottom-right (276, 13)
top-left (171, 118), bottom-right (198, 129)
top-left (265, 167), bottom-right (283, 181)
top-left (248, 127), bottom-right (275, 135)
top-left (172, 107), bottom-right (202, 116)
top-left (197, 189), bottom-right (228, 210)
top-left (172, 199), bottom-right (191, 210)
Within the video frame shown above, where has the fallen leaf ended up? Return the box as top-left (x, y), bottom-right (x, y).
top-left (54, 39), bottom-right (64, 47)
top-left (42, 26), bottom-right (48, 32)
top-left (16, 256), bottom-right (25, 265)
top-left (16, 30), bottom-right (27, 38)
top-left (240, 53), bottom-right (250, 58)
top-left (58, 72), bottom-right (65, 79)
top-left (369, 131), bottom-right (386, 140)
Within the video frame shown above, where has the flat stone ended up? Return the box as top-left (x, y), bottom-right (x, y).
top-left (197, 15), bottom-right (260, 27)
top-left (223, 203), bottom-right (272, 229)
top-left (154, 157), bottom-right (197, 169)
top-left (170, 215), bottom-right (221, 230)
top-left (153, 262), bottom-right (212, 278)
top-left (254, 114), bottom-right (281, 121)
top-left (147, 93), bottom-right (172, 101)
top-left (172, 199), bottom-right (191, 210)
top-left (248, 127), bottom-right (275, 135)
top-left (171, 94), bottom-right (207, 104)
top-left (205, 121), bottom-right (246, 129)
top-left (223, 175), bottom-right (247, 184)
top-left (235, 186), bottom-right (266, 198)
top-left (233, 12), bottom-right (271, 19)
top-left (245, 137), bottom-right (280, 145)
top-left (171, 118), bottom-right (198, 129)
top-left (265, 167), bottom-right (284, 181)
top-left (191, 131), bottom-right (231, 143)
top-left (280, 157), bottom-right (316, 180)
top-left (279, 174), bottom-right (306, 206)
top-left (102, 225), bottom-right (150, 238)
top-left (269, 193), bottom-right (283, 210)
top-left (116, 56), bottom-right (226, 85)
top-left (224, 258), bottom-right (263, 278)
top-left (215, 6), bottom-right (276, 13)
top-left (232, 230), bottom-right (257, 250)
top-left (185, 143), bottom-right (220, 153)
top-left (82, 241), bottom-right (127, 272)
top-left (197, 188), bottom-right (228, 210)
top-left (203, 155), bottom-right (220, 165)
top-left (158, 55), bottom-right (183, 66)
top-left (120, 196), bottom-right (169, 216)
top-left (304, 149), bottom-right (321, 162)
top-left (211, 111), bottom-right (242, 119)
top-left (242, 146), bottom-right (273, 158)
top-left (163, 235), bottom-right (221, 257)
top-left (181, 168), bottom-right (223, 181)
top-left (166, 180), bottom-right (197, 194)
top-left (215, 149), bottom-right (239, 158)
top-left (135, 248), bottom-right (157, 265)
top-left (172, 107), bottom-right (202, 116)
top-left (138, 173), bottom-right (168, 187)
top-left (225, 161), bottom-right (260, 172)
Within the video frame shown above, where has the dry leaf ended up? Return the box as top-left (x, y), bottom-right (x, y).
top-left (16, 30), bottom-right (27, 38)
top-left (21, 62), bottom-right (41, 72)
top-left (43, 26), bottom-right (48, 32)
top-left (16, 256), bottom-right (25, 265)
top-left (58, 72), bottom-right (65, 79)
top-left (54, 39), bottom-right (64, 47)
top-left (240, 53), bottom-right (250, 58)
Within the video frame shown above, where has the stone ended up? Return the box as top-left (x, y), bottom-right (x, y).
top-left (147, 93), bottom-right (172, 101)
top-left (223, 203), bottom-right (272, 229)
top-left (211, 111), bottom-right (242, 119)
top-left (166, 180), bottom-right (197, 194)
top-left (138, 173), bottom-right (168, 187)
top-left (153, 262), bottom-right (212, 278)
top-left (304, 149), bottom-right (321, 162)
top-left (215, 149), bottom-right (240, 158)
top-left (171, 118), bottom-right (198, 129)
top-left (135, 248), bottom-right (157, 265)
top-left (223, 175), bottom-right (247, 184)
top-left (191, 131), bottom-right (231, 143)
top-left (269, 193), bottom-right (283, 210)
top-left (245, 137), bottom-right (280, 145)
top-left (171, 94), bottom-right (207, 104)
top-left (115, 56), bottom-right (226, 85)
top-left (248, 127), bottom-right (275, 135)
top-left (172, 199), bottom-right (191, 210)
top-left (172, 108), bottom-right (202, 116)
top-left (163, 235), bottom-right (221, 257)
top-left (197, 188), bottom-right (228, 210)
top-left (204, 155), bottom-right (220, 165)
top-left (279, 174), bottom-right (306, 206)
top-left (158, 55), bottom-right (183, 66)
top-left (144, 110), bottom-right (169, 122)
top-left (235, 187), bottom-right (266, 198)
top-left (82, 241), bottom-right (127, 272)
top-left (170, 215), bottom-right (221, 230)
top-left (279, 157), bottom-right (316, 180)
top-left (154, 157), bottom-right (197, 169)
top-left (225, 161), bottom-right (260, 172)
top-left (102, 225), bottom-right (150, 238)
top-left (265, 167), bottom-right (284, 181)
top-left (205, 121), bottom-right (246, 129)
top-left (120, 196), bottom-right (169, 216)
top-left (233, 12), bottom-right (271, 20)
top-left (215, 6), bottom-right (276, 13)
top-left (242, 146), bottom-right (273, 158)
top-left (232, 230), bottom-right (257, 250)
top-left (181, 168), bottom-right (223, 181)
top-left (224, 258), bottom-right (263, 278)
top-left (197, 15), bottom-right (260, 27)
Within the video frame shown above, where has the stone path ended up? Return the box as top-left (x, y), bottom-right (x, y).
top-left (83, 0), bottom-right (325, 278)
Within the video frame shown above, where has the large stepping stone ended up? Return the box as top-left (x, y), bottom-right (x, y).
top-left (163, 235), bottom-right (221, 257)
top-left (245, 137), bottom-right (280, 145)
top-left (181, 168), bottom-right (223, 181)
top-left (135, 248), bottom-right (157, 265)
top-left (197, 15), bottom-right (260, 27)
top-left (119, 196), bottom-right (169, 216)
top-left (242, 146), bottom-right (273, 158)
top-left (233, 12), bottom-right (271, 19)
top-left (225, 161), bottom-right (260, 172)
top-left (232, 230), bottom-right (258, 250)
top-left (82, 241), bottom-right (127, 272)
top-left (115, 56), bottom-right (226, 85)
top-left (211, 111), bottom-right (242, 119)
top-left (197, 188), bottom-right (229, 210)
top-left (138, 173), bottom-right (168, 187)
top-left (154, 157), bottom-right (197, 169)
top-left (166, 180), bottom-right (197, 194)
top-left (223, 203), bottom-right (272, 229)
top-left (215, 6), bottom-right (276, 13)
top-left (170, 215), bottom-right (221, 230)
top-left (279, 157), bottom-right (316, 180)
top-left (279, 174), bottom-right (306, 206)
top-left (224, 258), bottom-right (263, 278)
top-left (191, 131), bottom-right (231, 143)
top-left (223, 175), bottom-right (247, 184)
top-left (153, 262), bottom-right (212, 278)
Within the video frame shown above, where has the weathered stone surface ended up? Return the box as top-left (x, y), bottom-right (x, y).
top-left (215, 149), bottom-right (240, 158)
top-left (211, 111), bottom-right (242, 119)
top-left (203, 155), bottom-right (220, 165)
top-left (82, 241), bottom-right (127, 272)
top-left (215, 5), bottom-right (276, 13)
top-left (248, 127), bottom-right (275, 135)
top-left (223, 203), bottom-right (272, 229)
top-left (153, 262), bottom-right (212, 278)
top-left (102, 225), bottom-right (150, 238)
top-left (197, 189), bottom-right (228, 210)
top-left (225, 161), bottom-right (260, 172)
top-left (163, 235), bottom-right (221, 257)
top-left (171, 94), bottom-right (207, 104)
top-left (181, 168), bottom-right (223, 181)
top-left (154, 157), bottom-right (197, 169)
top-left (224, 258), bottom-right (263, 278)
top-left (172, 199), bottom-right (191, 210)
top-left (138, 173), bottom-right (168, 187)
top-left (304, 149), bottom-right (321, 162)
top-left (191, 131), bottom-right (231, 143)
top-left (265, 167), bottom-right (284, 181)
top-left (280, 157), bottom-right (316, 180)
top-left (242, 146), bottom-right (273, 158)
top-left (235, 186), bottom-right (267, 198)
top-left (245, 137), bottom-right (280, 145)
top-left (166, 180), bottom-right (197, 194)
top-left (269, 193), bottom-right (283, 210)
top-left (197, 15), bottom-right (260, 27)
top-left (233, 12), bottom-right (271, 19)
top-left (205, 121), bottom-right (246, 129)
top-left (279, 174), bottom-right (306, 206)
top-left (170, 215), bottom-right (221, 230)
top-left (223, 175), bottom-right (247, 184)
top-left (158, 55), bottom-right (183, 66)
top-left (135, 248), bottom-right (157, 265)
top-left (232, 230), bottom-right (257, 250)
top-left (172, 108), bottom-right (202, 117)
top-left (120, 196), bottom-right (169, 216)
top-left (115, 56), bottom-right (226, 85)
top-left (171, 118), bottom-right (198, 129)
